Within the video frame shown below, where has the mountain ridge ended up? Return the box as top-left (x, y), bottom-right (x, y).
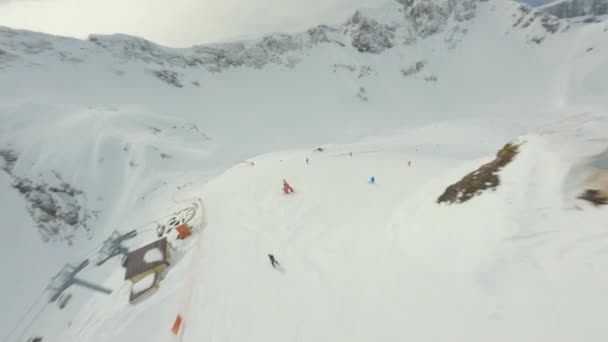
top-left (0, 0), bottom-right (563, 74)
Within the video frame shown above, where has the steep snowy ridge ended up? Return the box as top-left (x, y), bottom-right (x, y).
top-left (0, 0), bottom-right (563, 72)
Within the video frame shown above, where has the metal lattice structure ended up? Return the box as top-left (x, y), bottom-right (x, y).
top-left (95, 230), bottom-right (138, 266)
top-left (47, 259), bottom-right (112, 303)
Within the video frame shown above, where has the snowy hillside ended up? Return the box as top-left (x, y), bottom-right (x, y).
top-left (538, 0), bottom-right (608, 19)
top-left (1, 0), bottom-right (608, 341)
top-left (56, 113), bottom-right (608, 342)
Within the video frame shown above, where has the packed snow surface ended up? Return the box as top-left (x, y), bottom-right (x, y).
top-left (1, 0), bottom-right (608, 341)
top-left (143, 248), bottom-right (163, 264)
top-left (45, 113), bottom-right (608, 342)
top-left (131, 273), bottom-right (156, 297)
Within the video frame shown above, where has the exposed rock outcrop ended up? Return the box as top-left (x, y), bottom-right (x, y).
top-left (0, 150), bottom-right (96, 244)
top-left (438, 143), bottom-right (520, 204)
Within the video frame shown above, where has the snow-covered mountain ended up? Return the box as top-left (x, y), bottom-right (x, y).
top-left (1, 0), bottom-right (608, 341)
top-left (538, 0), bottom-right (608, 19)
top-left (0, 1), bottom-right (561, 69)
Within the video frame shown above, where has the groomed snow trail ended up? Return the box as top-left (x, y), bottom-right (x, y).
top-left (186, 147), bottom-right (452, 342)
top-left (54, 114), bottom-right (608, 342)
top-left (3, 1), bottom-right (608, 338)
top-left (181, 116), bottom-right (607, 342)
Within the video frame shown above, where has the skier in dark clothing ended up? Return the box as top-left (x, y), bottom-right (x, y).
top-left (268, 254), bottom-right (280, 269)
top-left (306, 158), bottom-right (309, 164)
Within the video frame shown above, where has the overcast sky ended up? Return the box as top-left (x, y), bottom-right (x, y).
top-left (0, 0), bottom-right (553, 47)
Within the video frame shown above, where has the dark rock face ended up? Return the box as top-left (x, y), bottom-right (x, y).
top-left (400, 0), bottom-right (477, 38)
top-left (88, 31), bottom-right (312, 73)
top-left (307, 25), bottom-right (333, 44)
top-left (346, 11), bottom-right (396, 54)
top-left (0, 149), bottom-right (18, 172)
top-left (437, 143), bottom-right (519, 204)
top-left (0, 150), bottom-right (96, 244)
top-left (512, 4), bottom-right (562, 41)
top-left (579, 189), bottom-right (607, 205)
top-left (540, 15), bottom-right (561, 34)
top-left (401, 60), bottom-right (427, 77)
top-left (406, 1), bottom-right (451, 37)
top-left (14, 173), bottom-right (95, 244)
top-left (151, 69), bottom-right (183, 88)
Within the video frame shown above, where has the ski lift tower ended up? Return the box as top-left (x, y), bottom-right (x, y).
top-left (48, 259), bottom-right (112, 303)
top-left (95, 229), bottom-right (137, 266)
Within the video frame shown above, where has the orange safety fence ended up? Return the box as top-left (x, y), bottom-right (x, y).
top-left (171, 314), bottom-right (183, 335)
top-left (169, 197), bottom-right (207, 341)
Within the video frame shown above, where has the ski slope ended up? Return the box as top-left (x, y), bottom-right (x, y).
top-left (46, 112), bottom-right (608, 342)
top-left (1, 0), bottom-right (608, 341)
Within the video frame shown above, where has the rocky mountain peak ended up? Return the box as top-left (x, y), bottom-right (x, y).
top-left (0, 0), bottom-right (568, 77)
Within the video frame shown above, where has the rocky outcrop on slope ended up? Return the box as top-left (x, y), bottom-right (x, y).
top-left (150, 69), bottom-right (184, 88)
top-left (398, 0), bottom-right (481, 47)
top-left (0, 150), bottom-right (17, 172)
top-left (12, 174), bottom-right (95, 244)
top-left (345, 11), bottom-right (397, 53)
top-left (88, 27), bottom-right (341, 73)
top-left (437, 143), bottom-right (520, 204)
top-left (513, 5), bottom-right (561, 33)
top-left (580, 189), bottom-right (608, 205)
top-left (332, 64), bottom-right (376, 78)
top-left (401, 60), bottom-right (427, 77)
top-left (510, 4), bottom-right (562, 44)
top-left (403, 0), bottom-right (478, 37)
top-left (0, 149), bottom-right (96, 244)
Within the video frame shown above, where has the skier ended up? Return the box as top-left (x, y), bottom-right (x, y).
top-left (306, 157), bottom-right (309, 164)
top-left (369, 176), bottom-right (375, 184)
top-left (408, 161), bottom-right (411, 166)
top-left (283, 179), bottom-right (295, 194)
top-left (349, 152), bottom-right (352, 157)
top-left (268, 254), bottom-right (280, 269)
